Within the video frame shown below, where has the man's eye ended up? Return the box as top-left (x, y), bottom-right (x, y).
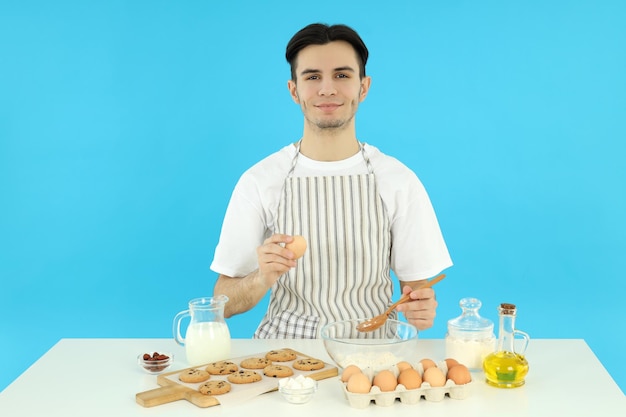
top-left (336, 73), bottom-right (349, 78)
top-left (307, 75), bottom-right (320, 80)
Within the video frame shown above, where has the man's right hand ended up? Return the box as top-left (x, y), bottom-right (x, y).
top-left (255, 234), bottom-right (299, 287)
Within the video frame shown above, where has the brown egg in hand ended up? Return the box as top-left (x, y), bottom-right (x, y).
top-left (285, 235), bottom-right (307, 259)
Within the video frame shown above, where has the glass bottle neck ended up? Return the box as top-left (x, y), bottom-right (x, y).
top-left (496, 312), bottom-right (517, 352)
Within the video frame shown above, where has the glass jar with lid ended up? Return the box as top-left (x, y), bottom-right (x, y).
top-left (445, 297), bottom-right (495, 370)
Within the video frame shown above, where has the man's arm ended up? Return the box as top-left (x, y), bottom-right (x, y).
top-left (213, 234), bottom-right (299, 318)
top-left (214, 272), bottom-right (269, 318)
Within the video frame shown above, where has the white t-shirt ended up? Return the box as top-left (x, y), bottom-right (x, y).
top-left (210, 143), bottom-right (452, 281)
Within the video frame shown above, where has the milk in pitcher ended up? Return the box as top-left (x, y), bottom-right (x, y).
top-left (184, 321), bottom-right (231, 365)
top-left (173, 295), bottom-right (232, 366)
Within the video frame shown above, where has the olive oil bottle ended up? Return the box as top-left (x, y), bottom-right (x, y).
top-left (483, 303), bottom-right (530, 388)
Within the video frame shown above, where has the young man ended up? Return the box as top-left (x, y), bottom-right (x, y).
top-left (211, 23), bottom-right (452, 338)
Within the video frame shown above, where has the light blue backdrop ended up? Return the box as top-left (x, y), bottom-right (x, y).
top-left (1, 0), bottom-right (624, 394)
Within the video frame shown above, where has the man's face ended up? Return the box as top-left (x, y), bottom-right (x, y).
top-left (288, 41), bottom-right (371, 132)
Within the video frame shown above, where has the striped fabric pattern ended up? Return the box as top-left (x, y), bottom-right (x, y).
top-left (254, 172), bottom-right (393, 338)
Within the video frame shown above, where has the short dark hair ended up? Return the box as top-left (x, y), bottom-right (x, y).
top-left (285, 23), bottom-right (369, 81)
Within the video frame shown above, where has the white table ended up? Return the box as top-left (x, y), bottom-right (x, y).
top-left (0, 338), bottom-right (624, 416)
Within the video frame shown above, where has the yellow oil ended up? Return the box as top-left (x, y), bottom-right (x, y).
top-left (483, 351), bottom-right (529, 388)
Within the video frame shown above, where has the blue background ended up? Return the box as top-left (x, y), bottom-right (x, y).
top-left (1, 0), bottom-right (624, 394)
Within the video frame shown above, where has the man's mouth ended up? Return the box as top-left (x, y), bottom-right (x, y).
top-left (316, 103), bottom-right (342, 113)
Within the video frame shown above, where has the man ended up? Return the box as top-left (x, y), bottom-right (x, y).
top-left (211, 23), bottom-right (452, 338)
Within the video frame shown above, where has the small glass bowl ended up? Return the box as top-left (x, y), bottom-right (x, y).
top-left (278, 378), bottom-right (318, 404)
top-left (137, 352), bottom-right (173, 374)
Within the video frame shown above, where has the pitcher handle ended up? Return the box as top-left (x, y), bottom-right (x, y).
top-left (173, 310), bottom-right (190, 346)
top-left (513, 329), bottom-right (530, 355)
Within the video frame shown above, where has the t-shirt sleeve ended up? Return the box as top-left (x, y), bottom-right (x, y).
top-left (210, 176), bottom-right (269, 278)
top-left (389, 172), bottom-right (453, 281)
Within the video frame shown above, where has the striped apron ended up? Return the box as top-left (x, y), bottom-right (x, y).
top-left (254, 141), bottom-right (394, 338)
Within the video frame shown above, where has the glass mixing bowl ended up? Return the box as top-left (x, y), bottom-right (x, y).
top-left (321, 319), bottom-right (419, 373)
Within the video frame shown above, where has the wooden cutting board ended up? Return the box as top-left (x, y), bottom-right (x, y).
top-left (136, 348), bottom-right (338, 408)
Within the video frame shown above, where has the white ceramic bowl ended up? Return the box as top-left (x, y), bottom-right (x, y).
top-left (321, 319), bottom-right (419, 373)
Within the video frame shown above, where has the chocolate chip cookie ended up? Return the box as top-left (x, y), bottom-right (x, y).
top-left (227, 370), bottom-right (262, 384)
top-left (205, 360), bottom-right (238, 375)
top-left (198, 380), bottom-right (232, 395)
top-left (178, 368), bottom-right (210, 383)
top-left (263, 364), bottom-right (294, 378)
top-left (265, 349), bottom-right (297, 362)
top-left (293, 358), bottom-right (325, 371)
top-left (240, 357), bottom-right (273, 369)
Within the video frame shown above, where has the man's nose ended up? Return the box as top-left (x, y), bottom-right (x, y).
top-left (318, 79), bottom-right (337, 96)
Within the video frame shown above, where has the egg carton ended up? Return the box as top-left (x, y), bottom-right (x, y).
top-left (341, 361), bottom-right (472, 408)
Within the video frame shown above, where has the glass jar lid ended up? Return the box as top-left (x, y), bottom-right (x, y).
top-left (447, 297), bottom-right (494, 339)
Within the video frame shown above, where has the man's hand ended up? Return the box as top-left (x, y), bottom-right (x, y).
top-left (255, 234), bottom-right (299, 287)
top-left (395, 285), bottom-right (438, 330)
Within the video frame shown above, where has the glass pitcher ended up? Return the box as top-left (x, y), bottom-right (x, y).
top-left (483, 302), bottom-right (530, 388)
top-left (173, 295), bottom-right (231, 366)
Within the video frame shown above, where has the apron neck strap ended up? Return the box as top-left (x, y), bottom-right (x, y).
top-left (288, 140), bottom-right (374, 176)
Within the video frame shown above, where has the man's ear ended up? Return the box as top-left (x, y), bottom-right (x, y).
top-left (359, 76), bottom-right (372, 102)
top-left (287, 80), bottom-right (299, 103)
